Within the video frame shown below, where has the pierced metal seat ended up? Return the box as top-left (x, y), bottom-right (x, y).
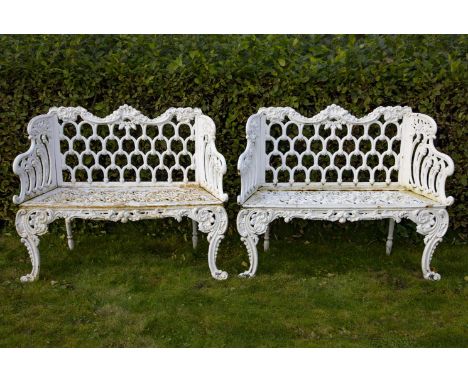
top-left (242, 189), bottom-right (443, 209)
top-left (13, 105), bottom-right (228, 282)
top-left (21, 185), bottom-right (222, 208)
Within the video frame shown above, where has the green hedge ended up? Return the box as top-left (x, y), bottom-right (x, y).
top-left (1, 35), bottom-right (466, 236)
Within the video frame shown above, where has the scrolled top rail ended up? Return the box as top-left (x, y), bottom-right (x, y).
top-left (257, 104), bottom-right (412, 124)
top-left (48, 104), bottom-right (203, 124)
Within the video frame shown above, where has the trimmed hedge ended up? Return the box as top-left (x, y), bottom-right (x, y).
top-left (0, 35), bottom-right (466, 235)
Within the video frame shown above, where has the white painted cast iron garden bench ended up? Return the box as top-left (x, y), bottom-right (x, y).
top-left (13, 105), bottom-right (228, 282)
top-left (237, 105), bottom-right (454, 280)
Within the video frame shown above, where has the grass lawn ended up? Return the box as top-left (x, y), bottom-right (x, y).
top-left (0, 219), bottom-right (467, 347)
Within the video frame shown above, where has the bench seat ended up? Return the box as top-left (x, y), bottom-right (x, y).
top-left (21, 185), bottom-right (222, 209)
top-left (242, 189), bottom-right (442, 209)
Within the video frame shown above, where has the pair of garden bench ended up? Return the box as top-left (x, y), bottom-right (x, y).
top-left (13, 104), bottom-right (454, 282)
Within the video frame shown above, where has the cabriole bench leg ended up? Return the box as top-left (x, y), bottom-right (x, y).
top-left (65, 218), bottom-right (74, 250)
top-left (239, 234), bottom-right (259, 278)
top-left (410, 209), bottom-right (449, 281)
top-left (191, 206), bottom-right (228, 280)
top-left (386, 218), bottom-right (395, 255)
top-left (237, 209), bottom-right (272, 278)
top-left (15, 209), bottom-right (55, 283)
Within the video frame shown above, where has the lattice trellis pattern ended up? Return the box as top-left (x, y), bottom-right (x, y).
top-left (263, 105), bottom-right (409, 185)
top-left (55, 106), bottom-right (198, 184)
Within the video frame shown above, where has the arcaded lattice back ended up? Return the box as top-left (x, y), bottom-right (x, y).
top-left (50, 105), bottom-right (201, 184)
top-left (260, 105), bottom-right (412, 185)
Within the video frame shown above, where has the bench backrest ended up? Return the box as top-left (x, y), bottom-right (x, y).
top-left (49, 105), bottom-right (205, 185)
top-left (251, 104), bottom-right (412, 186)
top-left (13, 105), bottom-right (227, 204)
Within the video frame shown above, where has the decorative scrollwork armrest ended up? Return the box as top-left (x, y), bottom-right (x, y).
top-left (405, 113), bottom-right (455, 205)
top-left (205, 140), bottom-right (228, 201)
top-left (195, 115), bottom-right (227, 202)
top-left (237, 114), bottom-right (264, 204)
top-left (12, 114), bottom-right (59, 204)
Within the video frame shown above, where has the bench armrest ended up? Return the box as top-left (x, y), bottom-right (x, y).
top-left (195, 115), bottom-right (227, 202)
top-left (13, 114), bottom-right (60, 204)
top-left (400, 113), bottom-right (454, 205)
top-left (237, 114), bottom-right (265, 204)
